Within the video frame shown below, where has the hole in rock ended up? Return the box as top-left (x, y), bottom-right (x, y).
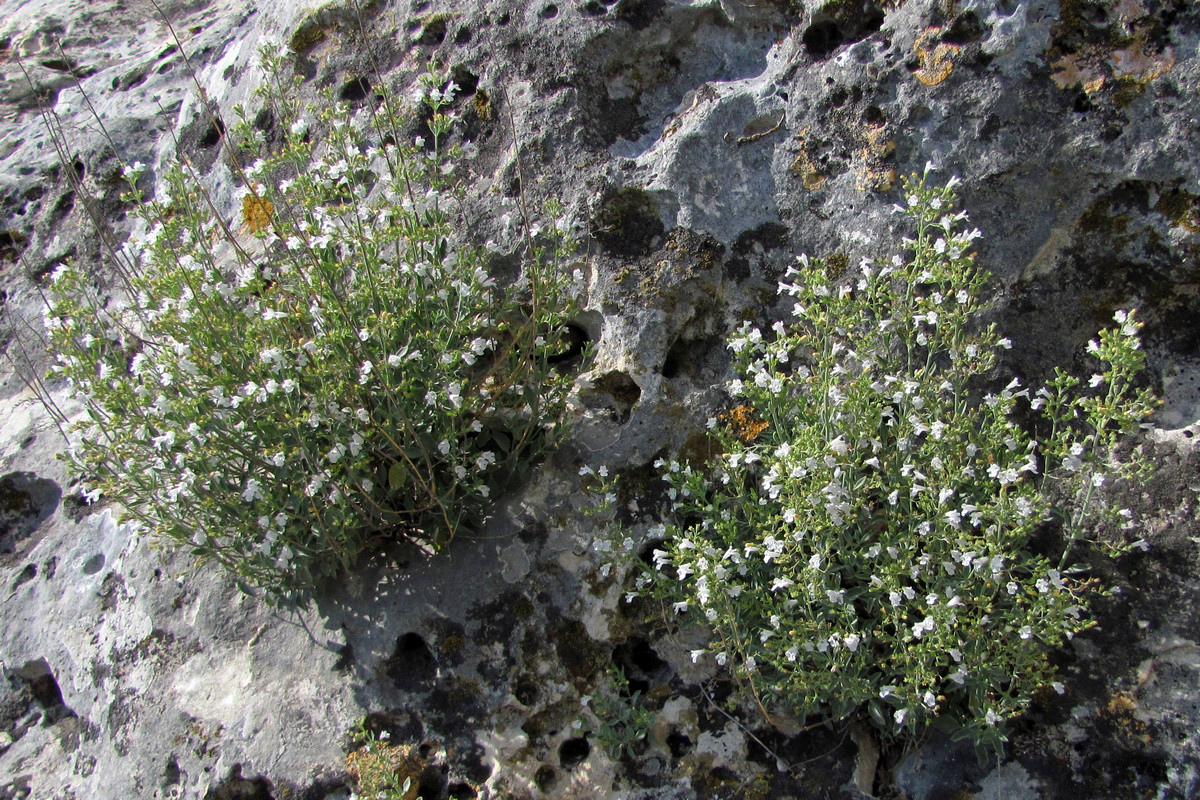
top-left (615, 0), bottom-right (665, 29)
top-left (0, 230), bottom-right (27, 264)
top-left (0, 472), bottom-right (62, 558)
top-left (205, 764), bottom-right (273, 800)
top-left (82, 553), bottom-right (105, 575)
top-left (12, 562), bottom-right (36, 589)
top-left (590, 370), bottom-right (641, 424)
top-left (421, 16), bottom-right (448, 44)
top-left (558, 736), bottom-right (591, 768)
top-left (662, 335), bottom-right (722, 381)
top-left (384, 632), bottom-right (438, 692)
top-left (612, 637), bottom-right (670, 694)
top-left (539, 4), bottom-right (559, 18)
top-left (450, 65), bottom-right (479, 97)
top-left (534, 765), bottom-right (557, 791)
top-left (514, 677), bottom-right (540, 706)
top-left (547, 322), bottom-right (591, 370)
top-left (591, 186), bottom-right (664, 257)
top-left (667, 730), bottom-right (692, 757)
top-left (14, 658), bottom-right (75, 722)
top-left (803, 18), bottom-right (842, 59)
top-left (198, 119), bottom-right (225, 148)
top-left (340, 76), bottom-right (372, 103)
top-left (943, 10), bottom-right (984, 44)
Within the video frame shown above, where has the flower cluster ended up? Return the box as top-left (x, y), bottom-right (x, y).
top-left (45, 50), bottom-right (582, 605)
top-left (600, 169), bottom-right (1155, 754)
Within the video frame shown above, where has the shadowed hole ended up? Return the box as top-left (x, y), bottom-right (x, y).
top-left (558, 736), bottom-right (590, 768)
top-left (383, 632), bottom-right (438, 692)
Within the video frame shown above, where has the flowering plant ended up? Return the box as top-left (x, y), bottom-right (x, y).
top-left (602, 169), bottom-right (1155, 753)
top-left (44, 49), bottom-right (582, 605)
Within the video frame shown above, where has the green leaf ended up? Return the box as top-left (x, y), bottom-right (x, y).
top-left (867, 699), bottom-right (890, 730)
top-left (388, 462), bottom-right (408, 490)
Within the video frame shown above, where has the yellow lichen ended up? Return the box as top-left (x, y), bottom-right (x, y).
top-left (789, 127), bottom-right (828, 190)
top-left (913, 27), bottom-right (960, 87)
top-left (241, 194), bottom-right (274, 234)
top-left (722, 405), bottom-right (769, 443)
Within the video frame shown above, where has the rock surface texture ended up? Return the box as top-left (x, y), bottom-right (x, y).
top-left (1, 0), bottom-right (1199, 798)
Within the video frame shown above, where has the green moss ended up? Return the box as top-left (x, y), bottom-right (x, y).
top-left (1078, 194), bottom-right (1129, 237)
top-left (1111, 77), bottom-right (1146, 108)
top-left (289, 21), bottom-right (328, 53)
top-left (550, 618), bottom-right (609, 682)
top-left (1155, 188), bottom-right (1200, 233)
top-left (678, 430), bottom-right (721, 471)
top-left (472, 88), bottom-right (493, 121)
top-left (590, 186), bottom-right (664, 258)
top-left (826, 251), bottom-right (850, 277)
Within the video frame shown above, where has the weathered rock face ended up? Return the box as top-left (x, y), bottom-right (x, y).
top-left (0, 0), bottom-right (1198, 798)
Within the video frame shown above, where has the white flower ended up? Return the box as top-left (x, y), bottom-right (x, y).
top-left (242, 479), bottom-right (262, 503)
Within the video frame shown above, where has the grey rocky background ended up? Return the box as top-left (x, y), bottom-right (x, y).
top-left (0, 0), bottom-right (1198, 797)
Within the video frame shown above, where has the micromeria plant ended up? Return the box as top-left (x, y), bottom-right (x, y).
top-left (43, 47), bottom-right (582, 605)
top-left (601, 168), bottom-right (1155, 754)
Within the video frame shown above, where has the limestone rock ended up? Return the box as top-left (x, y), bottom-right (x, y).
top-left (1, 0), bottom-right (1198, 797)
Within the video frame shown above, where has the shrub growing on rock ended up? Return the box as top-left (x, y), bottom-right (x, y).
top-left (44, 49), bottom-right (582, 606)
top-left (598, 169), bottom-right (1155, 754)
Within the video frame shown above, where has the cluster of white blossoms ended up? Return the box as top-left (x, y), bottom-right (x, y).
top-left (46, 49), bottom-right (581, 606)
top-left (597, 168), bottom-right (1155, 753)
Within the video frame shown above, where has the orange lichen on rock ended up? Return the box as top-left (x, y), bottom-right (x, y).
top-left (1111, 42), bottom-right (1176, 82)
top-left (913, 27), bottom-right (960, 87)
top-left (241, 194), bottom-right (275, 234)
top-left (1051, 52), bottom-right (1107, 93)
top-left (722, 405), bottom-right (770, 443)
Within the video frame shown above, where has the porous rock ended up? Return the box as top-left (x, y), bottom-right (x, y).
top-left (1, 0), bottom-right (1199, 798)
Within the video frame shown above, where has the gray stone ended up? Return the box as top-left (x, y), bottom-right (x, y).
top-left (1, 0), bottom-right (1199, 797)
